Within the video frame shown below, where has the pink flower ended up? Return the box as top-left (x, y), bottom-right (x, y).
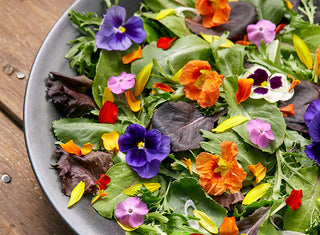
top-left (246, 119), bottom-right (275, 148)
top-left (247, 19), bottom-right (276, 46)
top-left (108, 72), bottom-right (135, 94)
top-left (115, 197), bottom-right (148, 228)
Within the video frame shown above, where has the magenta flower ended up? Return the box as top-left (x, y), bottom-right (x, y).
top-left (95, 6), bottom-right (146, 51)
top-left (247, 19), bottom-right (276, 46)
top-left (246, 119), bottom-right (275, 148)
top-left (108, 72), bottom-right (135, 94)
top-left (115, 197), bottom-right (148, 228)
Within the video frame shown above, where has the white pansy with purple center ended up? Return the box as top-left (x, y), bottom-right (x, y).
top-left (243, 66), bottom-right (294, 103)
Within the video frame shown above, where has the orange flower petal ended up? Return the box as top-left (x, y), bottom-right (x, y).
top-left (197, 89), bottom-right (220, 108)
top-left (289, 78), bottom-right (301, 92)
top-left (236, 78), bottom-right (254, 104)
top-left (279, 103), bottom-right (295, 117)
top-left (180, 60), bottom-right (212, 85)
top-left (60, 140), bottom-right (82, 156)
top-left (275, 23), bottom-right (286, 34)
top-left (152, 82), bottom-right (175, 94)
top-left (122, 46), bottom-right (143, 64)
top-left (157, 36), bottom-right (177, 50)
top-left (286, 0), bottom-right (293, 9)
top-left (219, 216), bottom-right (239, 235)
top-left (181, 158), bottom-right (193, 175)
top-left (202, 4), bottom-right (231, 28)
top-left (98, 101), bottom-right (118, 124)
top-left (125, 90), bottom-right (141, 112)
top-left (247, 162), bottom-right (267, 183)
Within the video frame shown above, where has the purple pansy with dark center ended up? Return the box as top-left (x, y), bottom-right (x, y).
top-left (247, 19), bottom-right (276, 46)
top-left (304, 98), bottom-right (320, 166)
top-left (118, 124), bottom-right (171, 178)
top-left (95, 6), bottom-right (146, 51)
top-left (243, 65), bottom-right (294, 103)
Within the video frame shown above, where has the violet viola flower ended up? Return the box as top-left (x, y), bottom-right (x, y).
top-left (304, 98), bottom-right (320, 166)
top-left (118, 124), bottom-right (171, 178)
top-left (95, 6), bottom-right (146, 51)
top-left (243, 65), bottom-right (294, 103)
top-left (108, 72), bottom-right (135, 94)
top-left (115, 197), bottom-right (148, 228)
top-left (247, 19), bottom-right (276, 46)
top-left (246, 119), bottom-right (275, 148)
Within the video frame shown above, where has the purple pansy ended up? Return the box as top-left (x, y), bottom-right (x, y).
top-left (247, 19), bottom-right (276, 46)
top-left (95, 6), bottom-right (146, 51)
top-left (108, 72), bottom-right (135, 94)
top-left (246, 119), bottom-right (275, 148)
top-left (304, 98), bottom-right (320, 166)
top-left (118, 124), bottom-right (171, 178)
top-left (243, 65), bottom-right (294, 103)
top-left (115, 197), bottom-right (148, 228)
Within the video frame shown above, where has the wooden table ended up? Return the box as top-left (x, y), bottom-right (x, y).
top-left (0, 0), bottom-right (76, 234)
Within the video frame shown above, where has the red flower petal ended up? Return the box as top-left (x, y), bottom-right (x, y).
top-left (98, 101), bottom-right (118, 124)
top-left (157, 36), bottom-right (177, 50)
top-left (95, 174), bottom-right (111, 190)
top-left (285, 189), bottom-right (303, 210)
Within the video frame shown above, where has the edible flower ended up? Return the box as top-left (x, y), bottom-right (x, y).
top-left (134, 62), bottom-right (153, 96)
top-left (293, 34), bottom-right (313, 70)
top-left (98, 101), bottom-right (118, 124)
top-left (181, 158), bottom-right (193, 175)
top-left (246, 119), bottom-right (275, 148)
top-left (247, 162), bottom-right (267, 183)
top-left (313, 45), bottom-right (320, 83)
top-left (102, 87), bottom-right (114, 104)
top-left (152, 83), bottom-right (175, 94)
top-left (95, 6), bottom-right (146, 51)
top-left (179, 60), bottom-right (223, 108)
top-left (101, 131), bottom-right (119, 152)
top-left (247, 19), bottom-right (276, 46)
top-left (108, 72), bottom-right (135, 94)
top-left (68, 181), bottom-right (85, 208)
top-left (60, 140), bottom-right (92, 156)
top-left (286, 189), bottom-right (303, 210)
top-left (122, 46), bottom-right (143, 64)
top-left (219, 216), bottom-right (239, 235)
top-left (195, 0), bottom-right (231, 28)
top-left (91, 174), bottom-right (111, 204)
top-left (157, 36), bottom-right (177, 50)
top-left (193, 210), bottom-right (218, 234)
top-left (195, 141), bottom-right (247, 196)
top-left (275, 23), bottom-right (286, 34)
top-left (243, 183), bottom-right (271, 205)
top-left (243, 65), bottom-right (294, 103)
top-left (236, 78), bottom-right (254, 104)
top-left (125, 90), bottom-right (141, 112)
top-left (118, 124), bottom-right (171, 178)
top-left (236, 35), bottom-right (251, 46)
top-left (115, 197), bottom-right (149, 228)
top-left (279, 103), bottom-right (295, 117)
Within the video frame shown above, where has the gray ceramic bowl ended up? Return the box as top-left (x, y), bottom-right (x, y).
top-left (24, 0), bottom-right (140, 234)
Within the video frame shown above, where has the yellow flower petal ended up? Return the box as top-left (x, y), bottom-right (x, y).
top-left (193, 209), bottom-right (218, 234)
top-left (247, 162), bottom-right (266, 184)
top-left (155, 8), bottom-right (175, 20)
top-left (80, 142), bottom-right (93, 155)
top-left (242, 183), bottom-right (271, 205)
top-left (181, 158), bottom-right (193, 175)
top-left (67, 181), bottom-right (85, 208)
top-left (200, 32), bottom-right (234, 48)
top-left (134, 62), bottom-right (153, 96)
top-left (212, 116), bottom-right (249, 133)
top-left (116, 218), bottom-right (138, 231)
top-left (125, 90), bottom-right (141, 112)
top-left (293, 34), bottom-right (313, 70)
top-left (172, 68), bottom-right (182, 83)
top-left (286, 0), bottom-right (293, 9)
top-left (60, 140), bottom-right (82, 156)
top-left (123, 183), bottom-right (161, 196)
top-left (101, 131), bottom-right (119, 152)
top-left (102, 87), bottom-right (114, 104)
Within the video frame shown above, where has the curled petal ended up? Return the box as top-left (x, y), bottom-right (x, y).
top-left (101, 131), bottom-right (119, 151)
top-left (181, 158), bottom-right (193, 175)
top-left (98, 101), bottom-right (118, 124)
top-left (60, 140), bottom-right (82, 156)
top-left (288, 78), bottom-right (301, 92)
top-left (279, 103), bottom-right (295, 117)
top-left (247, 162), bottom-right (266, 183)
top-left (126, 90), bottom-right (141, 112)
top-left (285, 189), bottom-right (303, 210)
top-left (219, 216), bottom-right (239, 235)
top-left (135, 62), bottom-right (153, 96)
top-left (157, 36), bottom-right (177, 50)
top-left (242, 183), bottom-right (271, 205)
top-left (152, 82), bottom-right (175, 93)
top-left (236, 78), bottom-right (254, 104)
top-left (80, 143), bottom-right (93, 155)
top-left (122, 46), bottom-right (143, 64)
top-left (293, 34), bottom-right (313, 70)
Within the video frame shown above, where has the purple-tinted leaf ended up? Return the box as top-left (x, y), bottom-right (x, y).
top-left (213, 191), bottom-right (244, 210)
top-left (185, 2), bottom-right (258, 41)
top-left (279, 80), bottom-right (320, 133)
top-left (151, 101), bottom-right (227, 152)
top-left (237, 206), bottom-right (271, 235)
top-left (52, 148), bottom-right (113, 196)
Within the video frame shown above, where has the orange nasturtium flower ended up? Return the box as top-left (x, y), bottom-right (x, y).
top-left (247, 162), bottom-right (266, 184)
top-left (195, 0), bottom-right (231, 28)
top-left (236, 78), bottom-right (254, 104)
top-left (122, 46), bottom-right (143, 64)
top-left (179, 60), bottom-right (223, 108)
top-left (279, 103), bottom-right (295, 117)
top-left (195, 141), bottom-right (247, 196)
top-left (219, 216), bottom-right (239, 235)
top-left (60, 140), bottom-right (93, 156)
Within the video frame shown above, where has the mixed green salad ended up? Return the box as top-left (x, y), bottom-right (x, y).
top-left (46, 0), bottom-right (320, 234)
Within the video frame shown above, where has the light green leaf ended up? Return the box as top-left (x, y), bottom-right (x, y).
top-left (143, 0), bottom-right (195, 12)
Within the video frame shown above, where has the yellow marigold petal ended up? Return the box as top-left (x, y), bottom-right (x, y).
top-left (125, 90), bottom-right (141, 112)
top-left (247, 162), bottom-right (266, 184)
top-left (286, 0), bottom-right (293, 9)
top-left (102, 87), bottom-right (114, 104)
top-left (68, 181), bottom-right (85, 208)
top-left (200, 32), bottom-right (234, 48)
top-left (293, 34), bottom-right (313, 70)
top-left (122, 46), bottom-right (143, 64)
top-left (242, 183), bottom-right (271, 205)
top-left (236, 78), bottom-right (254, 104)
top-left (135, 62), bottom-right (153, 96)
top-left (101, 131), bottom-right (119, 152)
top-left (116, 218), bottom-right (138, 232)
top-left (123, 183), bottom-right (161, 196)
top-left (155, 8), bottom-right (175, 20)
top-left (80, 142), bottom-right (93, 155)
top-left (60, 140), bottom-right (82, 156)
top-left (212, 116), bottom-right (249, 133)
top-left (193, 210), bottom-right (218, 234)
top-left (181, 158), bottom-right (193, 175)
top-left (219, 216), bottom-right (239, 235)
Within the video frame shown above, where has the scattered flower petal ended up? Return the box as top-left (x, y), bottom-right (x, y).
top-left (181, 158), bottom-right (193, 175)
top-left (286, 189), bottom-right (303, 210)
top-left (200, 32), bottom-right (234, 48)
top-left (135, 62), bottom-right (153, 96)
top-left (123, 183), bottom-right (161, 196)
top-left (116, 218), bottom-right (138, 232)
top-left (122, 46), bottom-right (143, 64)
top-left (101, 131), bottom-right (119, 152)
top-left (236, 35), bottom-right (251, 46)
top-left (155, 8), bottom-right (175, 20)
top-left (313, 45), bottom-right (320, 83)
top-left (68, 181), bottom-right (85, 208)
top-left (247, 19), bottom-right (276, 46)
top-left (246, 119), bottom-right (275, 148)
top-left (80, 143), bottom-right (93, 155)
top-left (125, 90), bottom-right (141, 112)
top-left (193, 209), bottom-right (218, 234)
top-left (242, 183), bottom-right (271, 205)
top-left (275, 23), bottom-right (286, 34)
top-left (102, 87), bottom-right (114, 104)
top-left (152, 82), bottom-right (175, 94)
top-left (98, 101), bottom-right (118, 124)
top-left (286, 0), bottom-right (293, 9)
top-left (288, 78), bottom-right (301, 92)
top-left (157, 36), bottom-right (177, 50)
top-left (247, 162), bottom-right (267, 183)
top-left (212, 116), bottom-right (249, 133)
top-left (293, 34), bottom-right (313, 70)
top-left (279, 103), bottom-right (295, 117)
top-left (108, 72), bottom-right (135, 94)
top-left (95, 174), bottom-right (111, 190)
top-left (236, 78), bottom-right (254, 104)
top-left (60, 140), bottom-right (82, 156)
top-left (219, 216), bottom-right (239, 235)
